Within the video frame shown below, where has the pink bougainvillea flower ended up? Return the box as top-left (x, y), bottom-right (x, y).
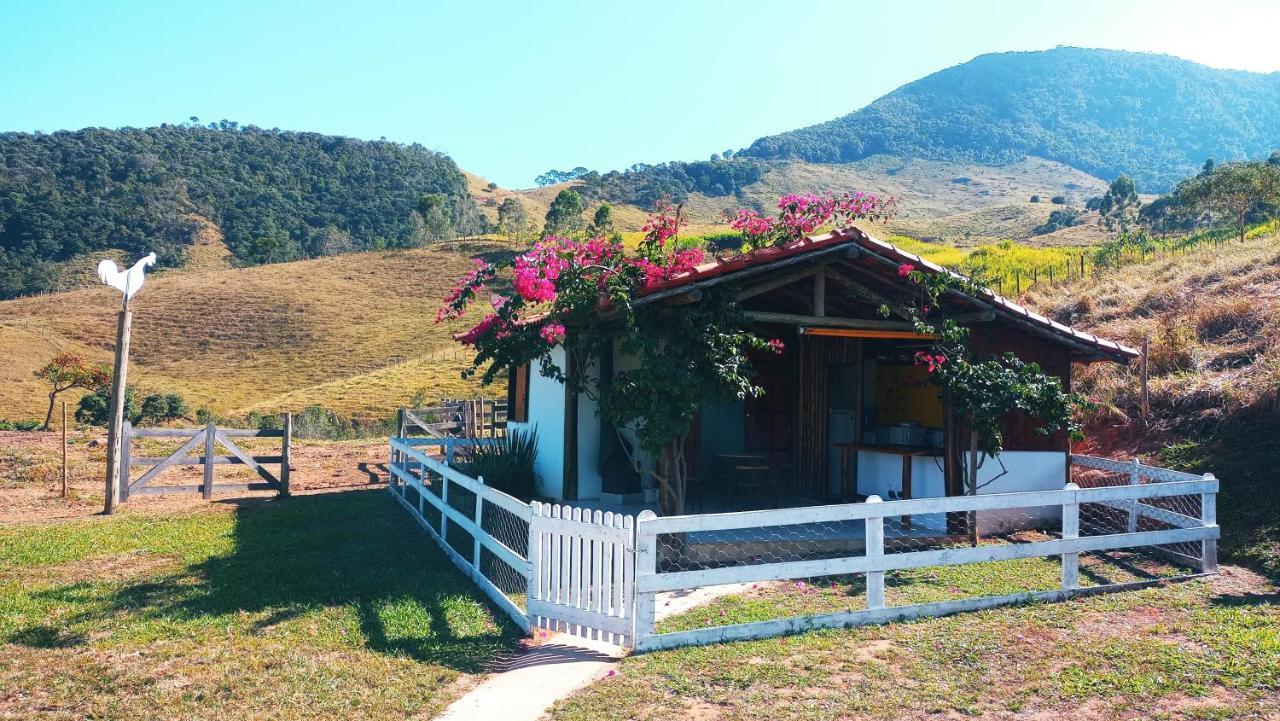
top-left (539, 322), bottom-right (566, 345)
top-left (766, 338), bottom-right (785, 354)
top-left (898, 263), bottom-right (916, 278)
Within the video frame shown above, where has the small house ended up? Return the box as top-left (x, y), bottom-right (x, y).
top-left (505, 227), bottom-right (1137, 522)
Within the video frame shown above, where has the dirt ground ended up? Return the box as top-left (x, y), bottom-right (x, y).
top-left (0, 429), bottom-right (390, 524)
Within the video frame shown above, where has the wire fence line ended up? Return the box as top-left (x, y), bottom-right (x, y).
top-left (387, 437), bottom-right (1219, 653)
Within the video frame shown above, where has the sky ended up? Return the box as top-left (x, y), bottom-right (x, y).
top-left (3, 0), bottom-right (1279, 188)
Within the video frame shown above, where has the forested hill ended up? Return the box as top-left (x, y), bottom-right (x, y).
top-left (741, 47), bottom-right (1280, 192)
top-left (0, 124), bottom-right (482, 299)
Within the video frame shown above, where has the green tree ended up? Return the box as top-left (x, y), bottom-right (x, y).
top-left (1096, 174), bottom-right (1141, 234)
top-left (415, 193), bottom-right (453, 241)
top-left (590, 203), bottom-right (614, 236)
top-left (543, 189), bottom-right (586, 237)
top-left (1175, 161), bottom-right (1278, 244)
top-left (497, 197), bottom-right (529, 242)
top-left (34, 353), bottom-right (110, 430)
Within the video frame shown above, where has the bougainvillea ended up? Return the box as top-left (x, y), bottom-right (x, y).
top-left (440, 196), bottom-right (858, 514)
top-left (727, 191), bottom-right (896, 250)
top-left (894, 262), bottom-right (1089, 489)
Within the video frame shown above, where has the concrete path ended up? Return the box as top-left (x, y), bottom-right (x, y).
top-left (437, 585), bottom-right (756, 720)
top-left (436, 637), bottom-right (622, 721)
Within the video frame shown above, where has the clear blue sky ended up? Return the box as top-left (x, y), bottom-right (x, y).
top-left (3, 0), bottom-right (1278, 187)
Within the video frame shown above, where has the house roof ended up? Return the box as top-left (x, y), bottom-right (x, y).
top-left (638, 226), bottom-right (1140, 363)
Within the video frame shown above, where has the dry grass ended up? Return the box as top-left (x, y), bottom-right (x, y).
top-left (1030, 233), bottom-right (1280, 431)
top-left (0, 243), bottom-right (510, 420)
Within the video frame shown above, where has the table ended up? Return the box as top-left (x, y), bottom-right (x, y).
top-left (835, 444), bottom-right (940, 528)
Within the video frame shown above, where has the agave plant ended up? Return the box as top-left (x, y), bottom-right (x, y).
top-left (465, 428), bottom-right (541, 501)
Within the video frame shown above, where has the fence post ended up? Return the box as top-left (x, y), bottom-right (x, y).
top-left (440, 463), bottom-right (450, 543)
top-left (632, 510), bottom-right (658, 647)
top-left (473, 475), bottom-right (485, 569)
top-left (1127, 458), bottom-right (1141, 533)
top-left (865, 495), bottom-right (885, 610)
top-left (527, 502), bottom-right (543, 632)
top-left (202, 422), bottom-right (215, 500)
top-left (1061, 482), bottom-right (1080, 590)
top-left (61, 401), bottom-right (68, 499)
top-left (280, 413), bottom-right (292, 497)
top-left (119, 421), bottom-right (132, 503)
top-left (1201, 474), bottom-right (1218, 573)
top-left (395, 407), bottom-right (406, 467)
top-left (445, 438), bottom-right (456, 469)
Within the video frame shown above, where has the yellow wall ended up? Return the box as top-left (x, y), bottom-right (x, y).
top-left (874, 365), bottom-right (943, 426)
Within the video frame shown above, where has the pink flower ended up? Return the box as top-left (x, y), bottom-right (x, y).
top-left (898, 263), bottom-right (916, 278)
top-left (766, 338), bottom-right (785, 354)
top-left (539, 323), bottom-right (566, 345)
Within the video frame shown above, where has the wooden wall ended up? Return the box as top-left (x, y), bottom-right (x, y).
top-left (968, 323), bottom-right (1073, 452)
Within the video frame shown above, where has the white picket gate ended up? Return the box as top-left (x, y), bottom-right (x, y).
top-left (527, 503), bottom-right (640, 647)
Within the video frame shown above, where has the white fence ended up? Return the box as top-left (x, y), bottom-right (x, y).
top-left (388, 439), bottom-right (1219, 653)
top-left (388, 437), bottom-right (532, 631)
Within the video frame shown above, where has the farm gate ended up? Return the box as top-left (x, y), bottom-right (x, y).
top-left (118, 414), bottom-right (291, 503)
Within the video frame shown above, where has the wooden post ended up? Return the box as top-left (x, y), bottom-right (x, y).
top-left (280, 412), bottom-right (292, 497)
top-left (1015, 270), bottom-right (1021, 295)
top-left (1140, 335), bottom-right (1151, 423)
top-left (865, 495), bottom-right (885, 609)
top-left (1061, 482), bottom-right (1080, 590)
top-left (812, 264), bottom-right (826, 317)
top-left (395, 406), bottom-right (406, 466)
top-left (120, 421), bottom-right (132, 503)
top-left (473, 475), bottom-right (485, 569)
top-left (1127, 457), bottom-right (1141, 533)
top-left (632, 510), bottom-right (658, 644)
top-left (1201, 475), bottom-right (1218, 573)
top-left (102, 307), bottom-right (133, 514)
top-left (202, 422), bottom-right (215, 500)
top-left (60, 401), bottom-right (68, 499)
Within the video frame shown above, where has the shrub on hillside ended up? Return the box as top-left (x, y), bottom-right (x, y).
top-left (0, 419), bottom-right (42, 431)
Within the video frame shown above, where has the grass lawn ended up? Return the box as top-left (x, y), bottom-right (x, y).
top-left (0, 489), bottom-right (518, 720)
top-left (556, 564), bottom-right (1279, 720)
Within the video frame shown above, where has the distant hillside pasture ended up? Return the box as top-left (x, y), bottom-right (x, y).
top-left (743, 47), bottom-right (1280, 192)
top-left (0, 244), bottom-right (508, 421)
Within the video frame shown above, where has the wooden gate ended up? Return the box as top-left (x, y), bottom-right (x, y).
top-left (527, 503), bottom-right (637, 647)
top-left (120, 416), bottom-right (291, 503)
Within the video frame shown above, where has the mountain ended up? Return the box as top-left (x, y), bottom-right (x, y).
top-left (0, 124), bottom-right (483, 299)
top-left (740, 47), bottom-right (1280, 193)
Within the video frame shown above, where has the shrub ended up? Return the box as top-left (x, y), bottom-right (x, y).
top-left (1050, 195), bottom-right (1067, 204)
top-left (460, 428), bottom-right (541, 501)
top-left (0, 419), bottom-right (42, 431)
top-left (1030, 195), bottom-right (1040, 203)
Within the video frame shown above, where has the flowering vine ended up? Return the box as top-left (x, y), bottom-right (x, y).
top-left (727, 191), bottom-right (897, 250)
top-left (893, 262), bottom-right (1089, 474)
top-left (443, 196), bottom-right (880, 515)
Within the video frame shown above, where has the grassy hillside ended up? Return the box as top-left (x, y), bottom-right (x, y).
top-left (0, 242), bottom-right (509, 421)
top-left (1030, 232), bottom-right (1280, 575)
top-left (0, 124), bottom-right (483, 299)
top-left (744, 47), bottom-right (1280, 191)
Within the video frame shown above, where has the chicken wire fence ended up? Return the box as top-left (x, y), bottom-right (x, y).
top-left (388, 438), bottom-right (1217, 652)
top-left (388, 438), bottom-right (532, 630)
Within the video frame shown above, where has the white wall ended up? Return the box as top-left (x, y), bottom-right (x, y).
top-left (974, 451), bottom-right (1067, 535)
top-left (855, 449), bottom-right (1067, 535)
top-left (509, 348), bottom-right (566, 499)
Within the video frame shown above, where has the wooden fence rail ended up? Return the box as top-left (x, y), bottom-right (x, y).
top-left (385, 438), bottom-right (1218, 653)
top-left (120, 415), bottom-right (291, 502)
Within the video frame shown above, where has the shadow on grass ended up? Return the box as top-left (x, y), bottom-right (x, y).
top-left (9, 489), bottom-right (516, 672)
